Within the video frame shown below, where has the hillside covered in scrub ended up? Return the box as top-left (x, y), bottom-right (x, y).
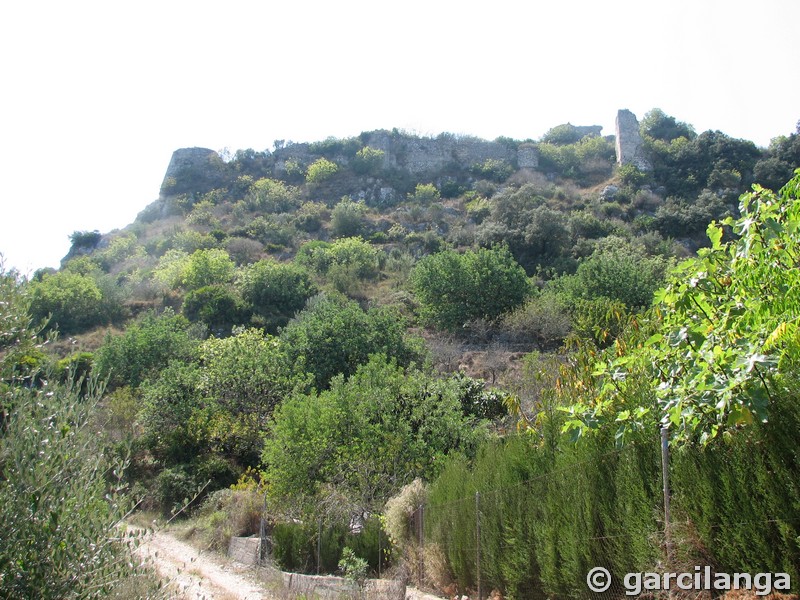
top-left (3, 109), bottom-right (800, 598)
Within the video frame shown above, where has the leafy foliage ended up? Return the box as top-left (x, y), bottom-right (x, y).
top-left (263, 355), bottom-right (487, 515)
top-left (280, 292), bottom-right (423, 390)
top-left (567, 171), bottom-right (800, 443)
top-left (94, 308), bottom-right (200, 389)
top-left (475, 185), bottom-right (571, 273)
top-left (180, 248), bottom-right (236, 291)
top-left (411, 246), bottom-right (530, 331)
top-left (0, 266), bottom-right (142, 598)
top-left (245, 177), bottom-right (300, 212)
top-left (306, 157), bottom-right (339, 185)
top-left (554, 239), bottom-right (670, 311)
top-left (27, 270), bottom-right (121, 334)
top-left (238, 259), bottom-right (317, 331)
top-left (330, 197), bottom-right (368, 238)
top-left (183, 284), bottom-right (248, 334)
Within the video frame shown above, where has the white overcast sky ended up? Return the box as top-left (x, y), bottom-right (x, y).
top-left (1, 0), bottom-right (798, 273)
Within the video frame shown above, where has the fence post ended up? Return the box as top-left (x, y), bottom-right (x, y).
top-left (259, 491), bottom-right (267, 564)
top-left (418, 503), bottom-right (425, 587)
top-left (661, 426), bottom-right (672, 563)
top-left (317, 517), bottom-right (322, 575)
top-left (476, 491), bottom-right (482, 600)
top-left (378, 523), bottom-right (382, 579)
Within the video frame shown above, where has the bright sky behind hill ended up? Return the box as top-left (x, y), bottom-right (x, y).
top-left (1, 0), bottom-right (798, 274)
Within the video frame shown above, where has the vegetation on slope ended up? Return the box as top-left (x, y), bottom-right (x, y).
top-left (4, 110), bottom-right (800, 597)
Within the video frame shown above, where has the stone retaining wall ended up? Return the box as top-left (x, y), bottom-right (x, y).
top-left (228, 536), bottom-right (406, 599)
top-left (227, 536), bottom-right (260, 566)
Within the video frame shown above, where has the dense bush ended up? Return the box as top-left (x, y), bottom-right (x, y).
top-left (280, 292), bottom-right (424, 390)
top-left (553, 239), bottom-right (669, 311)
top-left (0, 267), bottom-right (143, 598)
top-left (263, 355), bottom-right (488, 516)
top-left (306, 157), bottom-right (339, 185)
top-left (183, 284), bottom-right (249, 334)
top-left (330, 197), bottom-right (368, 238)
top-left (238, 259), bottom-right (317, 332)
top-left (27, 270), bottom-right (122, 334)
top-left (426, 432), bottom-right (662, 599)
top-left (94, 308), bottom-right (200, 389)
top-left (475, 185), bottom-right (571, 273)
top-left (411, 246), bottom-right (530, 331)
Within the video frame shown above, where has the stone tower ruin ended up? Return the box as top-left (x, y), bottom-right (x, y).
top-left (615, 109), bottom-right (652, 171)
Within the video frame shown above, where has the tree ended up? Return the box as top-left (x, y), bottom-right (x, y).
top-left (238, 259), bottom-right (318, 332)
top-left (306, 157), bottom-right (339, 185)
top-left (754, 129), bottom-right (800, 191)
top-left (475, 185), bottom-right (571, 273)
top-left (280, 292), bottom-right (424, 390)
top-left (555, 239), bottom-right (669, 311)
top-left (68, 229), bottom-right (102, 253)
top-left (408, 183), bottom-right (440, 203)
top-left (183, 284), bottom-right (249, 334)
top-left (195, 328), bottom-right (308, 465)
top-left (640, 108), bottom-right (696, 142)
top-left (330, 197), bottom-right (368, 238)
top-left (567, 172), bottom-right (800, 443)
top-left (295, 237), bottom-right (381, 295)
top-left (0, 264), bottom-right (144, 598)
top-left (180, 248), bottom-right (236, 291)
top-left (199, 328), bottom-right (304, 431)
top-left (27, 270), bottom-right (117, 334)
top-left (411, 246), bottom-right (531, 331)
top-left (352, 146), bottom-right (385, 175)
top-left (245, 177), bottom-right (300, 213)
top-left (262, 355), bottom-right (487, 516)
top-left (94, 308), bottom-right (200, 389)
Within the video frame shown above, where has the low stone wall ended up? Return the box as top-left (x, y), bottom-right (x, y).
top-left (229, 536), bottom-right (405, 599)
top-left (281, 572), bottom-right (405, 600)
top-left (227, 536), bottom-right (260, 566)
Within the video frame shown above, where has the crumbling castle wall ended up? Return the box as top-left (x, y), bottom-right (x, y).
top-left (615, 109), bottom-right (652, 171)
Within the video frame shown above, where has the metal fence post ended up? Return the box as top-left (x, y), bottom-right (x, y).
top-left (418, 503), bottom-right (425, 586)
top-left (661, 426), bottom-right (672, 563)
top-left (317, 517), bottom-right (322, 575)
top-left (476, 491), bottom-right (482, 600)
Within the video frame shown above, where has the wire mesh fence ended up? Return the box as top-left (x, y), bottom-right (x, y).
top-left (261, 426), bottom-right (800, 600)
top-left (401, 430), bottom-right (800, 600)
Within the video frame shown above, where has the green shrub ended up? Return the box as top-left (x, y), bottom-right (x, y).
top-left (182, 284), bottom-right (249, 334)
top-left (280, 293), bottom-right (423, 390)
top-left (238, 259), bottom-right (317, 332)
top-left (330, 197), bottom-right (368, 238)
top-left (470, 159), bottom-right (513, 183)
top-left (27, 271), bottom-right (116, 334)
top-left (427, 432), bottom-right (662, 599)
top-left (0, 270), bottom-right (144, 597)
top-left (94, 308), bottom-right (199, 389)
top-left (411, 246), bottom-right (531, 331)
top-left (306, 157), bottom-right (339, 185)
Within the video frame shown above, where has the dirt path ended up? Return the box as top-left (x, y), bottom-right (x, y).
top-left (137, 530), bottom-right (276, 600)
top-left (136, 529), bottom-right (441, 600)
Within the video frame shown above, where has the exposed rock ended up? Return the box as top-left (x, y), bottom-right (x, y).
top-left (600, 185), bottom-right (619, 199)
